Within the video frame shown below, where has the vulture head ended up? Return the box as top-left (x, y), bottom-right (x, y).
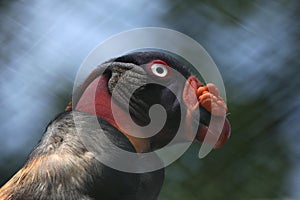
top-left (72, 51), bottom-right (231, 153)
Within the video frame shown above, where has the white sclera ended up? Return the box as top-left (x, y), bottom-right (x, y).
top-left (151, 63), bottom-right (168, 77)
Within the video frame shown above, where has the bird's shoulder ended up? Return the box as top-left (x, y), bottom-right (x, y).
top-left (0, 111), bottom-right (164, 200)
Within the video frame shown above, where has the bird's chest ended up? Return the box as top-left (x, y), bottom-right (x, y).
top-left (91, 164), bottom-right (164, 200)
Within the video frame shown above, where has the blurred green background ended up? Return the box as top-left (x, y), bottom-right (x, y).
top-left (1, 0), bottom-right (299, 199)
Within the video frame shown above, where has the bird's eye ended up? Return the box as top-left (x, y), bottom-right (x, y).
top-left (149, 60), bottom-right (169, 78)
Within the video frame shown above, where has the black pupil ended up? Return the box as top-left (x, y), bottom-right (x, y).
top-left (156, 67), bottom-right (164, 74)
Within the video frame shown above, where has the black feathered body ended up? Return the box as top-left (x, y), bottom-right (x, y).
top-left (0, 111), bottom-right (164, 200)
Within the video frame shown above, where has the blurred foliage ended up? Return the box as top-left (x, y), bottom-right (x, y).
top-left (1, 0), bottom-right (300, 200)
top-left (164, 0), bottom-right (255, 25)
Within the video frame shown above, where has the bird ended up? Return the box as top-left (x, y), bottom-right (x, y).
top-left (0, 51), bottom-right (231, 200)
